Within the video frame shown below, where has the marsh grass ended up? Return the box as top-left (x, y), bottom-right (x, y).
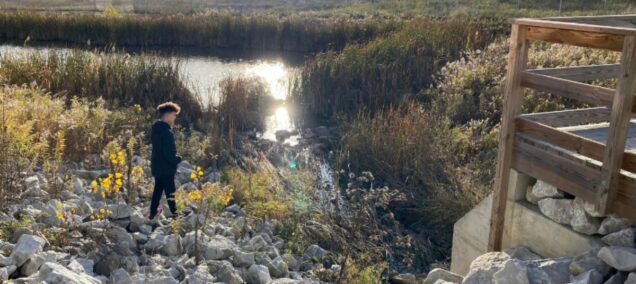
top-left (0, 11), bottom-right (399, 53)
top-left (293, 18), bottom-right (505, 120)
top-left (0, 48), bottom-right (206, 127)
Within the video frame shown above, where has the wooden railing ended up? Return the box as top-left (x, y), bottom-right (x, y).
top-left (489, 16), bottom-right (636, 251)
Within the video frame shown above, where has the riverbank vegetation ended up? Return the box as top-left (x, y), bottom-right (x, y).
top-left (0, 10), bottom-right (399, 53)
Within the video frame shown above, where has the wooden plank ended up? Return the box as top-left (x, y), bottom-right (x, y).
top-left (519, 107), bottom-right (610, 128)
top-left (526, 64), bottom-right (620, 82)
top-left (516, 117), bottom-right (636, 173)
top-left (521, 71), bottom-right (618, 107)
top-left (542, 15), bottom-right (636, 23)
top-left (598, 35), bottom-right (636, 214)
top-left (614, 176), bottom-right (636, 221)
top-left (524, 25), bottom-right (625, 51)
top-left (511, 138), bottom-right (599, 202)
top-left (515, 18), bottom-right (635, 37)
top-left (488, 24), bottom-right (529, 252)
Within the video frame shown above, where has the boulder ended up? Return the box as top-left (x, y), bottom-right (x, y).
top-left (574, 197), bottom-right (605, 218)
top-left (626, 273), bottom-right (636, 284)
top-left (571, 201), bottom-right (601, 235)
top-left (302, 244), bottom-right (326, 262)
top-left (217, 261), bottom-right (245, 284)
top-left (538, 198), bottom-right (574, 224)
top-left (569, 248), bottom-right (610, 276)
top-left (247, 264), bottom-right (271, 284)
top-left (598, 246), bottom-right (636, 271)
top-left (463, 252), bottom-right (510, 284)
top-left (604, 272), bottom-right (626, 284)
top-left (602, 227), bottom-right (636, 247)
top-left (10, 234), bottom-right (46, 267)
top-left (38, 262), bottom-right (101, 284)
top-left (268, 256), bottom-right (289, 278)
top-left (0, 265), bottom-right (16, 281)
top-left (160, 234), bottom-right (182, 257)
top-left (422, 268), bottom-right (463, 284)
top-left (233, 251), bottom-right (255, 267)
top-left (504, 246), bottom-right (542, 261)
top-left (184, 264), bottom-right (215, 283)
top-left (493, 259), bottom-right (529, 284)
top-left (110, 268), bottom-right (132, 284)
top-left (20, 253), bottom-right (45, 276)
top-left (598, 215), bottom-right (633, 235)
top-left (390, 273), bottom-right (417, 284)
top-left (202, 235), bottom-right (238, 260)
top-left (527, 257), bottom-right (572, 284)
top-left (570, 269), bottom-right (603, 284)
top-left (528, 181), bottom-right (563, 203)
top-left (94, 252), bottom-right (122, 276)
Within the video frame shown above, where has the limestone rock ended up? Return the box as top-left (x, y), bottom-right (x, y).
top-left (94, 252), bottom-right (122, 276)
top-left (463, 252), bottom-right (510, 284)
top-left (110, 268), bottom-right (132, 284)
top-left (202, 235), bottom-right (238, 260)
top-left (569, 248), bottom-right (610, 276)
top-left (302, 244), bottom-right (326, 262)
top-left (184, 264), bottom-right (215, 283)
top-left (574, 197), bottom-right (605, 218)
top-left (247, 264), bottom-right (271, 284)
top-left (604, 272), bottom-right (626, 284)
top-left (233, 250), bottom-right (255, 267)
top-left (598, 215), bottom-right (633, 235)
top-left (10, 234), bottom-right (46, 267)
top-left (160, 234), bottom-right (182, 257)
top-left (538, 198), bottom-right (574, 224)
top-left (422, 268), bottom-right (463, 284)
top-left (528, 181), bottom-right (563, 203)
top-left (570, 269), bottom-right (603, 284)
top-left (527, 257), bottom-right (572, 284)
top-left (626, 273), bottom-right (636, 284)
top-left (390, 273), bottom-right (417, 284)
top-left (38, 262), bottom-right (101, 284)
top-left (20, 253), bottom-right (45, 276)
top-left (598, 246), bottom-right (636, 271)
top-left (571, 201), bottom-right (601, 235)
top-left (602, 228), bottom-right (636, 247)
top-left (216, 261), bottom-right (245, 284)
top-left (493, 259), bottom-right (529, 284)
top-left (504, 246), bottom-right (542, 261)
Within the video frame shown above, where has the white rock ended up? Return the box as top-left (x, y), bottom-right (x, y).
top-left (10, 234), bottom-right (46, 267)
top-left (569, 248), bottom-right (610, 276)
top-left (602, 228), bottom-right (636, 247)
top-left (530, 181), bottom-right (563, 201)
top-left (504, 246), bottom-right (541, 261)
top-left (38, 262), bottom-right (101, 284)
top-left (527, 257), bottom-right (572, 284)
top-left (571, 201), bottom-right (601, 235)
top-left (464, 252), bottom-right (510, 284)
top-left (598, 215), bottom-right (633, 235)
top-left (422, 268), bottom-right (463, 284)
top-left (538, 198), bottom-right (574, 224)
top-left (493, 259), bottom-right (529, 284)
top-left (598, 246), bottom-right (636, 271)
top-left (247, 264), bottom-right (271, 284)
top-left (570, 269), bottom-right (603, 284)
top-left (627, 273), bottom-right (636, 284)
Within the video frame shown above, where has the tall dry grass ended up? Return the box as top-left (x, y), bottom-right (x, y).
top-left (0, 11), bottom-right (399, 53)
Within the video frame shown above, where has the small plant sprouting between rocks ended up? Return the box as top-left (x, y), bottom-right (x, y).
top-left (175, 166), bottom-right (234, 264)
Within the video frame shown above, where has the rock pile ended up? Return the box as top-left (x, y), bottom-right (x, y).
top-left (527, 180), bottom-right (635, 243)
top-left (0, 160), bottom-right (338, 283)
top-left (424, 245), bottom-right (636, 284)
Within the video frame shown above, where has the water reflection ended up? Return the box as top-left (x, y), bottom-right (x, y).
top-left (0, 44), bottom-right (299, 143)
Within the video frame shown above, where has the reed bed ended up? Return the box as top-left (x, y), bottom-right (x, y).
top-left (293, 17), bottom-right (505, 120)
top-left (0, 11), bottom-right (399, 53)
top-left (0, 49), bottom-right (206, 127)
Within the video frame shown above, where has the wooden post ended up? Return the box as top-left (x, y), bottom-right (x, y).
top-left (597, 35), bottom-right (636, 215)
top-left (488, 24), bottom-right (529, 252)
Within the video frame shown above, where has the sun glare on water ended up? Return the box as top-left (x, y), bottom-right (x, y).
top-left (249, 62), bottom-right (289, 100)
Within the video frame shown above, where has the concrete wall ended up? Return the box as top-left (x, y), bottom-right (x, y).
top-left (450, 169), bottom-right (604, 276)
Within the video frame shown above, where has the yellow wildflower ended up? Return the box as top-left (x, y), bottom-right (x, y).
top-left (101, 191), bottom-right (106, 199)
top-left (55, 211), bottom-right (63, 220)
top-left (100, 208), bottom-right (105, 214)
top-left (55, 203), bottom-right (62, 210)
top-left (190, 172), bottom-right (197, 180)
top-left (115, 172), bottom-right (123, 179)
top-left (188, 190), bottom-right (202, 201)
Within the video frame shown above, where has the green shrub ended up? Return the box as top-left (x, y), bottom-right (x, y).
top-left (222, 167), bottom-right (289, 220)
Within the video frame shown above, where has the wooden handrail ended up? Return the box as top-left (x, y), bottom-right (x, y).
top-left (526, 64), bottom-right (620, 82)
top-left (520, 71), bottom-right (621, 108)
top-left (515, 117), bottom-right (636, 173)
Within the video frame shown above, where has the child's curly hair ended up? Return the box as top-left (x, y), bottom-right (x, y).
top-left (156, 102), bottom-right (181, 116)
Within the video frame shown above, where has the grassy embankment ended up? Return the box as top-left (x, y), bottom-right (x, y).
top-left (293, 13), bottom-right (622, 268)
